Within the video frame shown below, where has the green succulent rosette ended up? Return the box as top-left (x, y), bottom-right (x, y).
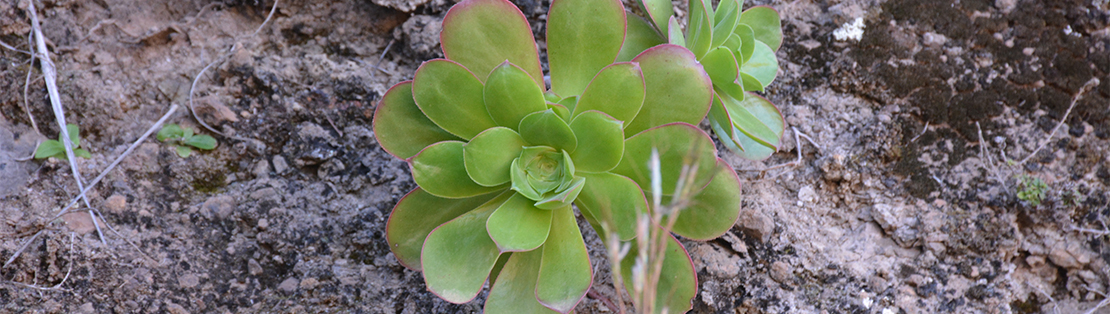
top-left (372, 0), bottom-right (743, 312)
top-left (621, 0), bottom-right (787, 161)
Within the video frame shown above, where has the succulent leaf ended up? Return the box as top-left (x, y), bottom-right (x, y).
top-left (487, 192), bottom-right (554, 252)
top-left (617, 14), bottom-right (666, 62)
top-left (739, 6), bottom-right (782, 51)
top-left (568, 111), bottom-right (625, 173)
top-left (734, 23), bottom-right (756, 62)
top-left (184, 134), bottom-right (217, 150)
top-left (374, 82), bottom-right (461, 159)
top-left (442, 0), bottom-right (544, 87)
top-left (639, 0), bottom-right (673, 34)
top-left (533, 176), bottom-right (585, 210)
top-left (666, 162), bottom-right (742, 240)
top-left (613, 123), bottom-right (719, 197)
top-left (667, 16), bottom-right (685, 46)
top-left (484, 249), bottom-right (558, 314)
top-left (624, 45), bottom-right (714, 137)
top-left (619, 233), bottom-right (697, 314)
top-left (464, 127), bottom-right (527, 186)
top-left (684, 0), bottom-right (714, 59)
top-left (701, 47), bottom-right (741, 90)
top-left (387, 188), bottom-right (506, 270)
top-left (536, 207), bottom-right (592, 313)
top-left (411, 141), bottom-right (505, 198)
top-left (740, 40), bottom-right (779, 89)
top-left (722, 92), bottom-right (781, 148)
top-left (574, 172), bottom-right (646, 241)
top-left (572, 62), bottom-right (646, 125)
top-left (519, 110), bottom-right (578, 152)
top-left (422, 193), bottom-right (512, 303)
top-left (547, 0), bottom-right (626, 97)
top-left (413, 60), bottom-right (498, 140)
top-left (484, 62), bottom-right (548, 129)
top-left (710, 0), bottom-right (740, 48)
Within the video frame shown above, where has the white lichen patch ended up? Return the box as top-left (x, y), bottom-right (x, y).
top-left (834, 17), bottom-right (866, 41)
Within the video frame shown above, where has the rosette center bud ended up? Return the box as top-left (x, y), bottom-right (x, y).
top-left (510, 146), bottom-right (586, 210)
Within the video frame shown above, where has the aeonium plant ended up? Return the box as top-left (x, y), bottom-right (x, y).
top-left (622, 0), bottom-right (787, 160)
top-left (372, 0), bottom-right (742, 312)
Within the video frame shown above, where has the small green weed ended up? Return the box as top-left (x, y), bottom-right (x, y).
top-left (34, 123), bottom-right (92, 160)
top-left (157, 124), bottom-right (217, 157)
top-left (1016, 175), bottom-right (1047, 206)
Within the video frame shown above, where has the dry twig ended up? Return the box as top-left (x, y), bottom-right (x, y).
top-left (1015, 78), bottom-right (1100, 166)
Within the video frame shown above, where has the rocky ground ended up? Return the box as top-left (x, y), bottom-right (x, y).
top-left (1, 0), bottom-right (1108, 313)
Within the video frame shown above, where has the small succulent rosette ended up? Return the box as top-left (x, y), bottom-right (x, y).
top-left (624, 0), bottom-right (787, 160)
top-left (373, 0), bottom-right (743, 312)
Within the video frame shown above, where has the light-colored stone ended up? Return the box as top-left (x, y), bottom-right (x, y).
top-left (178, 273), bottom-right (199, 288)
top-left (272, 155), bottom-right (289, 174)
top-left (165, 302), bottom-right (190, 314)
top-left (737, 209), bottom-right (774, 243)
top-left (104, 194), bottom-right (127, 213)
top-left (300, 277), bottom-right (319, 290)
top-left (202, 195), bottom-right (236, 219)
top-left (770, 261), bottom-right (793, 283)
top-left (279, 277), bottom-right (300, 292)
top-left (248, 259), bottom-right (263, 276)
top-left (61, 212), bottom-right (99, 234)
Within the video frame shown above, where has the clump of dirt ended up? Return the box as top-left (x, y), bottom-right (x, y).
top-left (2, 0), bottom-right (1109, 313)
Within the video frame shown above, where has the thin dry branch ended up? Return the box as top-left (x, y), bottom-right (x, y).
top-left (27, 1), bottom-right (101, 244)
top-left (1015, 78), bottom-right (1100, 166)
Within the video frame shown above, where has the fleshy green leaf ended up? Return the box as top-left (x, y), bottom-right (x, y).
top-left (714, 0), bottom-right (743, 25)
top-left (574, 172), bottom-right (646, 241)
top-left (668, 16), bottom-right (685, 46)
top-left (175, 146), bottom-right (192, 158)
top-left (411, 141), bottom-right (504, 198)
top-left (624, 45), bottom-right (713, 137)
top-left (740, 40), bottom-right (779, 89)
top-left (487, 192), bottom-right (554, 252)
top-left (484, 61), bottom-right (548, 129)
top-left (34, 140), bottom-right (65, 159)
top-left (739, 6), bottom-right (782, 51)
top-left (157, 124), bottom-right (183, 142)
top-left (519, 110), bottom-right (578, 152)
top-left (722, 92), bottom-right (781, 148)
top-left (412, 60), bottom-right (497, 140)
top-left (182, 127), bottom-right (193, 140)
top-left (619, 233), bottom-right (697, 314)
top-left (701, 47), bottom-right (740, 90)
top-left (685, 0), bottom-right (714, 59)
top-left (387, 188), bottom-right (506, 270)
top-left (556, 96), bottom-right (577, 115)
top-left (534, 176), bottom-right (585, 210)
top-left (441, 0), bottom-right (543, 87)
top-left (422, 193), bottom-right (508, 303)
top-left (374, 82), bottom-right (461, 159)
top-left (548, 102), bottom-right (572, 122)
top-left (489, 252), bottom-right (513, 286)
top-left (569, 111), bottom-right (625, 173)
top-left (572, 62), bottom-right (645, 125)
top-left (639, 0), bottom-right (673, 35)
top-left (612, 123), bottom-right (719, 197)
top-left (536, 207), bottom-right (592, 313)
top-left (184, 134), bottom-right (217, 150)
top-left (617, 14), bottom-right (666, 62)
top-left (740, 72), bottom-right (765, 92)
top-left (464, 127), bottom-right (527, 186)
top-left (668, 162), bottom-right (742, 240)
top-left (734, 24), bottom-right (756, 62)
top-left (547, 0), bottom-right (626, 97)
top-left (484, 249), bottom-right (559, 314)
top-left (710, 0), bottom-right (740, 48)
